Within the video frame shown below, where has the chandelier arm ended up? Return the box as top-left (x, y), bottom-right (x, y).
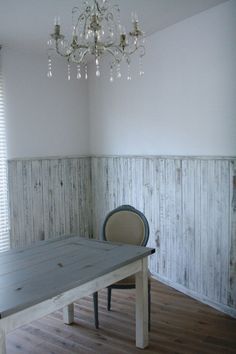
top-left (104, 47), bottom-right (122, 64)
top-left (70, 48), bottom-right (90, 64)
top-left (138, 45), bottom-right (146, 57)
top-left (72, 10), bottom-right (91, 35)
top-left (105, 12), bottom-right (114, 22)
top-left (104, 44), bottom-right (125, 61)
top-left (94, 0), bottom-right (110, 14)
top-left (72, 7), bottom-right (80, 27)
top-left (55, 41), bottom-right (71, 59)
top-left (76, 44), bottom-right (90, 49)
top-left (54, 40), bottom-right (89, 58)
top-left (94, 0), bottom-right (102, 13)
top-left (104, 43), bottom-right (123, 53)
top-left (124, 44), bottom-right (145, 57)
top-left (102, 41), bottom-right (117, 48)
top-left (106, 4), bottom-right (120, 17)
top-left (82, 12), bottom-right (94, 37)
top-left (72, 4), bottom-right (93, 34)
top-left (75, 13), bottom-right (88, 30)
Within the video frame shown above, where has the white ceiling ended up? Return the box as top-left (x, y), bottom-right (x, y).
top-left (0, 0), bottom-right (228, 53)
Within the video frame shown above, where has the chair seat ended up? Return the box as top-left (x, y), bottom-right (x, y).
top-left (111, 271), bottom-right (151, 287)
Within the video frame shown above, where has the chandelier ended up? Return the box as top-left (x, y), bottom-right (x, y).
top-left (47, 0), bottom-right (145, 81)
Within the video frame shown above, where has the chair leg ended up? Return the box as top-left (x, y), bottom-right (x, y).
top-left (107, 287), bottom-right (112, 311)
top-left (93, 292), bottom-right (99, 329)
top-left (148, 283), bottom-right (151, 332)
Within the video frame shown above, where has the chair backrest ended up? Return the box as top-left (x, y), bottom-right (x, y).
top-left (102, 205), bottom-right (149, 246)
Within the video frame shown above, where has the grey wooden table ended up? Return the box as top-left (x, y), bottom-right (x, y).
top-left (0, 235), bottom-right (155, 353)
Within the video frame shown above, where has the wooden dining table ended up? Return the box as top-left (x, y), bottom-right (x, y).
top-left (0, 235), bottom-right (155, 353)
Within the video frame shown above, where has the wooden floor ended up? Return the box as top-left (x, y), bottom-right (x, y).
top-left (6, 279), bottom-right (236, 354)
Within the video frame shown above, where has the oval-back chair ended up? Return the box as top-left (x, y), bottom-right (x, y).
top-left (93, 205), bottom-right (151, 331)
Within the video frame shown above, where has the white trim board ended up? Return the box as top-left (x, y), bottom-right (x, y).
top-left (152, 274), bottom-right (236, 319)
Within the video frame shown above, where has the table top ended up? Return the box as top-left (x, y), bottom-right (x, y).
top-left (0, 235), bottom-right (155, 319)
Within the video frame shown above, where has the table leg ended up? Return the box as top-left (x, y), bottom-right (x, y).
top-left (63, 303), bottom-right (74, 325)
top-left (0, 327), bottom-right (6, 354)
top-left (135, 257), bottom-right (148, 349)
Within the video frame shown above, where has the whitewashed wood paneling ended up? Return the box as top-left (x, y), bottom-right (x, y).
top-left (7, 155), bottom-right (236, 316)
top-left (8, 157), bottom-right (92, 248)
top-left (91, 156), bottom-right (236, 314)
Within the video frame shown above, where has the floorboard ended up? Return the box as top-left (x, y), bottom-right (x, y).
top-left (6, 279), bottom-right (236, 354)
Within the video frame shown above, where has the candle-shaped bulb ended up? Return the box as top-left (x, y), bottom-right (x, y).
top-left (120, 26), bottom-right (126, 35)
top-left (131, 12), bottom-right (138, 23)
top-left (54, 16), bottom-right (61, 26)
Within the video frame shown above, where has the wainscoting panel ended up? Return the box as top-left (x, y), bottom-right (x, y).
top-left (91, 156), bottom-right (236, 315)
top-left (7, 155), bottom-right (236, 316)
top-left (8, 157), bottom-right (92, 248)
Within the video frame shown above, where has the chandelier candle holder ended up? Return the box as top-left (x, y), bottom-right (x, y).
top-left (47, 0), bottom-right (145, 81)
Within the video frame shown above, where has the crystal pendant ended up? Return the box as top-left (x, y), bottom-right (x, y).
top-left (47, 57), bottom-right (52, 78)
top-left (95, 57), bottom-right (100, 77)
top-left (67, 63), bottom-right (71, 80)
top-left (47, 39), bottom-right (53, 49)
top-left (117, 64), bottom-right (121, 79)
top-left (85, 65), bottom-right (88, 80)
top-left (77, 65), bottom-right (81, 79)
top-left (110, 66), bottom-right (114, 82)
top-left (139, 57), bottom-right (144, 76)
top-left (127, 63), bottom-right (131, 81)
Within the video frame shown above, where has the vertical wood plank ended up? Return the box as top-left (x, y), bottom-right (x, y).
top-left (143, 158), bottom-right (155, 273)
top-left (194, 159), bottom-right (202, 293)
top-left (31, 160), bottom-right (44, 243)
top-left (214, 160), bottom-right (230, 305)
top-left (21, 161), bottom-right (33, 246)
top-left (159, 159), bottom-right (167, 278)
top-left (15, 161), bottom-right (24, 247)
top-left (174, 159), bottom-right (182, 285)
top-left (41, 159), bottom-right (50, 240)
top-left (182, 159), bottom-right (195, 289)
top-left (8, 160), bottom-right (17, 248)
top-left (200, 160), bottom-right (209, 297)
top-left (152, 158), bottom-right (161, 275)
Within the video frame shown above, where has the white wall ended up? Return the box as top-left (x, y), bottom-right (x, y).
top-left (2, 48), bottom-right (89, 159)
top-left (3, 1), bottom-right (236, 159)
top-left (88, 0), bottom-right (236, 156)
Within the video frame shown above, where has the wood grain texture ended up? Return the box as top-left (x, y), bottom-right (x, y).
top-left (8, 157), bottom-right (92, 248)
top-left (6, 279), bottom-right (236, 354)
top-left (0, 235), bottom-right (153, 319)
top-left (91, 156), bottom-right (236, 315)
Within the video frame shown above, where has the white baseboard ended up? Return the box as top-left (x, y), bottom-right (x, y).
top-left (152, 273), bottom-right (236, 319)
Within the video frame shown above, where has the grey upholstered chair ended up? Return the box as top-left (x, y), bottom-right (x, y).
top-left (93, 205), bottom-right (151, 330)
